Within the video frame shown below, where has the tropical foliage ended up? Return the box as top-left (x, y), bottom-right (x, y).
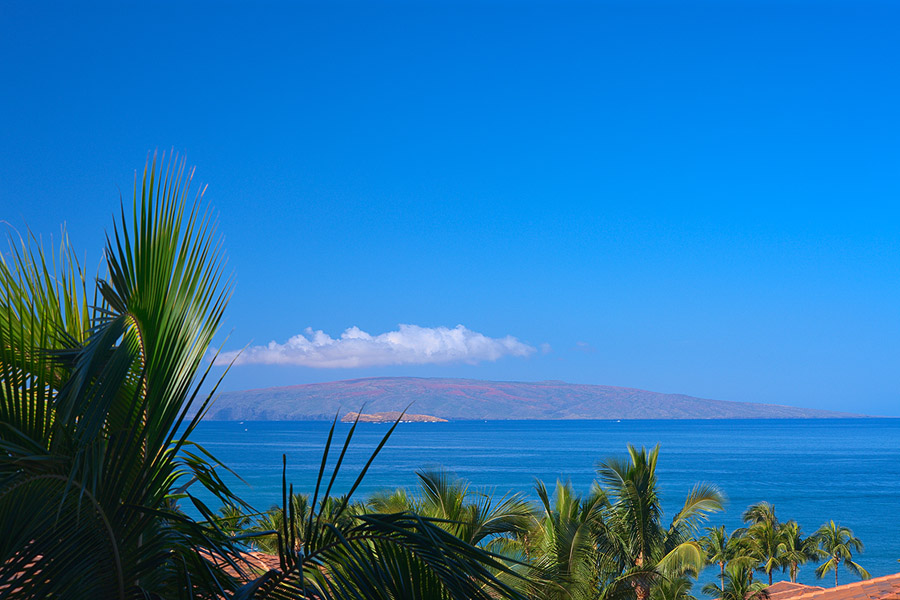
top-left (780, 521), bottom-right (820, 584)
top-left (651, 577), bottom-right (697, 600)
top-left (367, 468), bottom-right (533, 549)
top-left (523, 480), bottom-right (608, 600)
top-left (698, 503), bottom-right (869, 593)
top-left (0, 157), bottom-right (250, 599)
top-left (700, 526), bottom-right (732, 591)
top-left (737, 519), bottom-right (786, 585)
top-left (701, 564), bottom-right (769, 600)
top-left (598, 445), bottom-right (725, 600)
top-left (813, 521), bottom-right (870, 586)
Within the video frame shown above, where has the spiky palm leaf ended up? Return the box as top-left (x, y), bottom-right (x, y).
top-left (414, 469), bottom-right (534, 546)
top-left (651, 576), bottom-right (696, 600)
top-left (364, 466), bottom-right (534, 596)
top-left (0, 155), bottom-right (251, 599)
top-left (247, 494), bottom-right (366, 554)
top-left (701, 564), bottom-right (769, 600)
top-left (523, 479), bottom-right (608, 600)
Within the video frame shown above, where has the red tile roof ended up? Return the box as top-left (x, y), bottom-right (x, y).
top-left (212, 551), bottom-right (282, 581)
top-left (767, 574), bottom-right (900, 600)
top-left (767, 581), bottom-right (825, 600)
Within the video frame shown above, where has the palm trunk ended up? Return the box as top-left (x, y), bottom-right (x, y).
top-left (635, 582), bottom-right (651, 600)
top-left (835, 563), bottom-right (839, 587)
top-left (634, 553), bottom-right (650, 600)
top-left (791, 562), bottom-right (797, 584)
top-left (769, 571), bottom-right (773, 586)
top-left (720, 561), bottom-right (726, 592)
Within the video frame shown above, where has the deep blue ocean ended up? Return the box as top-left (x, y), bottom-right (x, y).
top-left (191, 419), bottom-right (900, 586)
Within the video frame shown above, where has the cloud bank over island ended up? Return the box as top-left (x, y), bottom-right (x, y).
top-left (215, 324), bottom-right (536, 368)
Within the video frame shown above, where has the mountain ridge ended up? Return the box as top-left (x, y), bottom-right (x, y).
top-left (204, 377), bottom-right (863, 420)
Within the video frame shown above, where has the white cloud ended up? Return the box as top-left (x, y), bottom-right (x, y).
top-left (215, 324), bottom-right (536, 368)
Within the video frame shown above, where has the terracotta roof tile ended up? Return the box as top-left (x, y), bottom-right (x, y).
top-left (767, 573), bottom-right (900, 600)
top-left (212, 551), bottom-right (282, 581)
top-left (767, 581), bottom-right (826, 600)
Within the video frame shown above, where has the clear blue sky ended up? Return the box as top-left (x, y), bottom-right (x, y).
top-left (2, 1), bottom-right (899, 415)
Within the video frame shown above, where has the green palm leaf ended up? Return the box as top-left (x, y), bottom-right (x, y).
top-left (0, 154), bottom-right (248, 599)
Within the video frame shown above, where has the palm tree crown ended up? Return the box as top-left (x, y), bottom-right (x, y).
top-left (742, 502), bottom-right (778, 527)
top-left (742, 520), bottom-right (787, 585)
top-left (598, 445), bottom-right (724, 600)
top-left (700, 526), bottom-right (732, 591)
top-left (814, 521), bottom-right (870, 586)
top-left (702, 564), bottom-right (769, 600)
top-left (524, 480), bottom-right (608, 600)
top-left (780, 521), bottom-right (820, 584)
top-left (367, 468), bottom-right (533, 549)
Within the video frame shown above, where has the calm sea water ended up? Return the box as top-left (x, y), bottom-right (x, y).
top-left (191, 419), bottom-right (900, 586)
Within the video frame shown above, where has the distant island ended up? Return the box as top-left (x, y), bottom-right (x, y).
top-left (203, 377), bottom-right (862, 421)
top-left (341, 411), bottom-right (448, 423)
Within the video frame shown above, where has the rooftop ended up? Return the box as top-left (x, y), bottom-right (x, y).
top-left (767, 582), bottom-right (826, 600)
top-left (767, 574), bottom-right (900, 600)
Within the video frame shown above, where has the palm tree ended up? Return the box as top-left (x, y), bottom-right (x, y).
top-left (0, 155), bottom-right (251, 599)
top-left (249, 508), bottom-right (288, 554)
top-left (522, 480), bottom-right (608, 600)
top-left (219, 504), bottom-right (254, 538)
top-left (652, 577), bottom-right (696, 600)
top-left (780, 521), bottom-right (819, 584)
top-left (598, 445), bottom-right (725, 600)
top-left (743, 520), bottom-right (786, 585)
top-left (366, 487), bottom-right (421, 514)
top-left (385, 469), bottom-right (534, 548)
top-left (364, 469), bottom-right (534, 598)
top-left (813, 521), bottom-right (870, 587)
top-left (730, 504), bottom-right (788, 586)
top-left (700, 526), bottom-right (731, 591)
top-left (716, 527), bottom-right (756, 583)
top-left (742, 502), bottom-right (778, 527)
top-left (726, 549), bottom-right (760, 583)
top-left (247, 493), bottom-right (363, 553)
top-left (702, 564), bottom-right (769, 600)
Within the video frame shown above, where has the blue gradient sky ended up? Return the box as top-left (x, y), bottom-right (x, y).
top-left (2, 2), bottom-right (899, 414)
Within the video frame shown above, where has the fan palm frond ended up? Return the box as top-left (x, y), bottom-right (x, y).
top-left (0, 154), bottom-right (249, 599)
